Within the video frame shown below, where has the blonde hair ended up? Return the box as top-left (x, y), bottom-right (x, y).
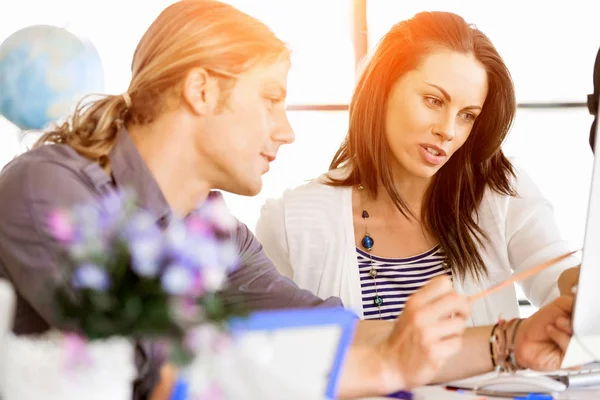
top-left (35, 0), bottom-right (289, 171)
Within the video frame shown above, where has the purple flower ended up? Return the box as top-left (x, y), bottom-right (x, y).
top-left (174, 297), bottom-right (202, 323)
top-left (122, 211), bottom-right (164, 277)
top-left (129, 235), bottom-right (163, 277)
top-left (48, 210), bottom-right (75, 243)
top-left (123, 211), bottom-right (161, 239)
top-left (161, 264), bottom-right (194, 295)
top-left (164, 218), bottom-right (188, 252)
top-left (202, 266), bottom-right (227, 292)
top-left (172, 237), bottom-right (216, 270)
top-left (196, 197), bottom-right (237, 233)
top-left (186, 216), bottom-right (214, 238)
top-left (99, 192), bottom-right (128, 233)
top-left (72, 205), bottom-right (103, 240)
top-left (64, 333), bottom-right (93, 369)
top-left (190, 269), bottom-right (206, 296)
top-left (165, 218), bottom-right (213, 268)
top-left (101, 189), bottom-right (135, 218)
top-left (72, 263), bottom-right (110, 291)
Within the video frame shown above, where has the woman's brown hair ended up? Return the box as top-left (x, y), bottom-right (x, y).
top-left (35, 0), bottom-right (289, 173)
top-left (329, 11), bottom-right (516, 280)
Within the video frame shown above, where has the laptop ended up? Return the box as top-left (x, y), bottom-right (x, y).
top-left (574, 46), bottom-right (600, 338)
top-left (547, 76), bottom-right (600, 386)
top-left (570, 88), bottom-right (600, 343)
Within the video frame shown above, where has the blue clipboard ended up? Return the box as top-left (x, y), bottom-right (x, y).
top-left (227, 307), bottom-right (358, 399)
top-left (169, 307), bottom-right (358, 400)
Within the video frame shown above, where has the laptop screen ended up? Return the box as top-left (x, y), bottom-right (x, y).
top-left (573, 98), bottom-right (600, 336)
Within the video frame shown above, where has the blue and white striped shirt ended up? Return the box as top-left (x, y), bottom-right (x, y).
top-left (357, 246), bottom-right (451, 320)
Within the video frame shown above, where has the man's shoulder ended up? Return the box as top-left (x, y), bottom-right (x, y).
top-left (1, 144), bottom-right (94, 179)
top-left (233, 218), bottom-right (263, 259)
top-left (0, 144), bottom-right (102, 216)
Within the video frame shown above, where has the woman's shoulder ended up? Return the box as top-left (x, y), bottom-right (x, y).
top-left (259, 170), bottom-right (350, 227)
top-left (481, 159), bottom-right (543, 205)
top-left (279, 170), bottom-right (350, 203)
top-left (478, 158), bottom-right (551, 236)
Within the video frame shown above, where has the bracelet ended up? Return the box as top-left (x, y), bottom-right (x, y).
top-left (489, 323), bottom-right (499, 369)
top-left (509, 318), bottom-right (524, 369)
top-left (490, 318), bottom-right (523, 373)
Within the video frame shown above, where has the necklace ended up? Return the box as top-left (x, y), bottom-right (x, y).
top-left (358, 184), bottom-right (452, 320)
top-left (358, 184), bottom-right (384, 319)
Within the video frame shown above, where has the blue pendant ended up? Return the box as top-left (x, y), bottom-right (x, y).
top-left (373, 295), bottom-right (384, 307)
top-left (361, 234), bottom-right (374, 251)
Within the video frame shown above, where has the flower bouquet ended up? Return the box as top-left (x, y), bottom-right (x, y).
top-left (1, 189), bottom-right (242, 400)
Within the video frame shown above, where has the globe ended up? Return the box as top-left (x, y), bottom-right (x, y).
top-left (0, 25), bottom-right (104, 130)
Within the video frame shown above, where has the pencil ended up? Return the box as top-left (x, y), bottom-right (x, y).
top-left (467, 249), bottom-right (581, 304)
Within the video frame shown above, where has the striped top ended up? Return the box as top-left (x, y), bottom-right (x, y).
top-left (357, 245), bottom-right (451, 320)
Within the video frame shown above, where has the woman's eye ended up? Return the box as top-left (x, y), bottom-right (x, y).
top-left (425, 96), bottom-right (443, 107)
top-left (460, 112), bottom-right (477, 122)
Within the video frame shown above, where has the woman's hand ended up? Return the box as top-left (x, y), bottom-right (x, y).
top-left (514, 296), bottom-right (574, 371)
top-left (377, 276), bottom-right (470, 390)
top-left (558, 266), bottom-right (580, 296)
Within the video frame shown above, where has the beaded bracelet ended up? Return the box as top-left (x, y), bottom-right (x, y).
top-left (489, 323), bottom-right (499, 368)
top-left (490, 318), bottom-right (523, 372)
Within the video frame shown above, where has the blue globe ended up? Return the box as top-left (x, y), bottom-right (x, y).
top-left (0, 25), bottom-right (104, 130)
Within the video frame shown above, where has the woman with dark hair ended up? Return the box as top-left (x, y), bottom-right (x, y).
top-left (257, 11), bottom-right (579, 325)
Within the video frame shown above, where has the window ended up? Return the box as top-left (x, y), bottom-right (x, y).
top-left (222, 110), bottom-right (349, 229)
top-left (366, 0), bottom-right (600, 103)
top-left (225, 0), bottom-right (355, 105)
top-left (503, 108), bottom-right (594, 251)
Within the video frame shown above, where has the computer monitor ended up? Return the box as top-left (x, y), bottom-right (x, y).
top-left (572, 97), bottom-right (600, 337)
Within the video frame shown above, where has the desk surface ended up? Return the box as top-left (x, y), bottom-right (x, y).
top-left (362, 385), bottom-right (600, 399)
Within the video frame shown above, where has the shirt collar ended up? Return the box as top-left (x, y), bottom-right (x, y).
top-left (109, 129), bottom-right (172, 223)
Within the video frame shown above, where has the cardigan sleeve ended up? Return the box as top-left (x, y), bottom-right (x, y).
top-left (255, 195), bottom-right (295, 280)
top-left (505, 165), bottom-right (580, 307)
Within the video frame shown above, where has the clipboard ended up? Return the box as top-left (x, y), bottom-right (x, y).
top-left (227, 307), bottom-right (358, 399)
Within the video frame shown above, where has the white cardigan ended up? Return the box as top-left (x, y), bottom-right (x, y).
top-left (255, 165), bottom-right (578, 326)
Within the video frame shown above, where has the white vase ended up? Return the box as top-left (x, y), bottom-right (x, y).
top-left (0, 331), bottom-right (137, 400)
top-left (0, 280), bottom-right (15, 389)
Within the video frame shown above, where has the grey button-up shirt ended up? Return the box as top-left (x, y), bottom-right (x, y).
top-left (0, 130), bottom-right (342, 398)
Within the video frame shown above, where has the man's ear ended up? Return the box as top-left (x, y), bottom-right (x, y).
top-left (182, 68), bottom-right (220, 116)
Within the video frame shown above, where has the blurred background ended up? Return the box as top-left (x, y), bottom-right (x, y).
top-left (1, 0), bottom-right (598, 316)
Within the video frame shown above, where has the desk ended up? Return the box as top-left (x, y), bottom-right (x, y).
top-left (362, 384), bottom-right (600, 399)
